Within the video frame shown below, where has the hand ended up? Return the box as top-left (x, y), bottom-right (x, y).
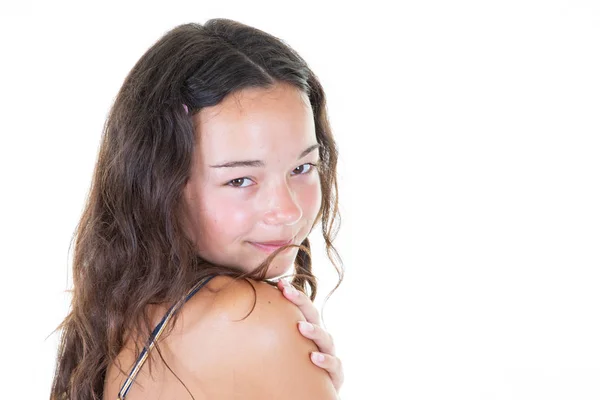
top-left (276, 279), bottom-right (344, 393)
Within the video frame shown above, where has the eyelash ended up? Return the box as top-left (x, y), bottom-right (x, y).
top-left (226, 163), bottom-right (319, 188)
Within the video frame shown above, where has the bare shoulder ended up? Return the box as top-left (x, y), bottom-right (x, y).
top-left (173, 275), bottom-right (338, 399)
top-left (103, 276), bottom-right (337, 400)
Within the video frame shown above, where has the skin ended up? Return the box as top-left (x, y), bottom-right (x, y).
top-left (276, 278), bottom-right (344, 392)
top-left (182, 82), bottom-right (320, 277)
top-left (181, 82), bottom-right (344, 391)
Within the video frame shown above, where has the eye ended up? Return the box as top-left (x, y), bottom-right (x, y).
top-left (292, 163), bottom-right (318, 176)
top-left (227, 177), bottom-right (254, 188)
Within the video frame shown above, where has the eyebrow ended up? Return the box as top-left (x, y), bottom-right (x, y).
top-left (209, 143), bottom-right (321, 168)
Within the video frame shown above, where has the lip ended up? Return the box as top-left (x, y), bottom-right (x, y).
top-left (249, 238), bottom-right (293, 252)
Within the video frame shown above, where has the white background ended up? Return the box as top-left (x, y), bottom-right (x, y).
top-left (1, 1), bottom-right (599, 399)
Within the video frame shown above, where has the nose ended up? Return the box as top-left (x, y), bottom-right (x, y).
top-left (263, 181), bottom-right (303, 226)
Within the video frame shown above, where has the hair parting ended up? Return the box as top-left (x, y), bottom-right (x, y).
top-left (50, 18), bottom-right (343, 400)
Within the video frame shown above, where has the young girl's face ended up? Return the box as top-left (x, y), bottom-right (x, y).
top-left (182, 82), bottom-right (322, 278)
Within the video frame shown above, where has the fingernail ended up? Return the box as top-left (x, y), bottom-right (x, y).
top-left (312, 352), bottom-right (325, 363)
top-left (284, 286), bottom-right (298, 296)
top-left (299, 321), bottom-right (314, 332)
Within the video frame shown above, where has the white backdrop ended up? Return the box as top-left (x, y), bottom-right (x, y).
top-left (1, 1), bottom-right (599, 399)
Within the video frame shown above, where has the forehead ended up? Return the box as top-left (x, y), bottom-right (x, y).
top-left (192, 83), bottom-right (315, 160)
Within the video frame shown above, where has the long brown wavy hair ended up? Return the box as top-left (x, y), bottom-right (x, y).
top-left (49, 18), bottom-right (343, 400)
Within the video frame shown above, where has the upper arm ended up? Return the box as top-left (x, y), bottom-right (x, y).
top-left (179, 277), bottom-right (338, 399)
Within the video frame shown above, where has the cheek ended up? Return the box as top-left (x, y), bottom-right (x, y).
top-left (299, 181), bottom-right (322, 219)
top-left (200, 194), bottom-right (253, 241)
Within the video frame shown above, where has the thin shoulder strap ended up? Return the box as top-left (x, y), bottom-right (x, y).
top-left (117, 274), bottom-right (218, 400)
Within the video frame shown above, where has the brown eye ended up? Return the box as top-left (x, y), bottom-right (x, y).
top-left (227, 177), bottom-right (253, 188)
top-left (292, 163), bottom-right (317, 175)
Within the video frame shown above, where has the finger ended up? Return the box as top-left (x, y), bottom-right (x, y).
top-left (298, 321), bottom-right (336, 356)
top-left (310, 352), bottom-right (344, 392)
top-left (276, 280), bottom-right (322, 327)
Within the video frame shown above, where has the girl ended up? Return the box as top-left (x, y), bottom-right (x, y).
top-left (50, 18), bottom-right (344, 399)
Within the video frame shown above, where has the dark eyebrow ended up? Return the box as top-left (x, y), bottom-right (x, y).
top-left (209, 143), bottom-right (320, 169)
